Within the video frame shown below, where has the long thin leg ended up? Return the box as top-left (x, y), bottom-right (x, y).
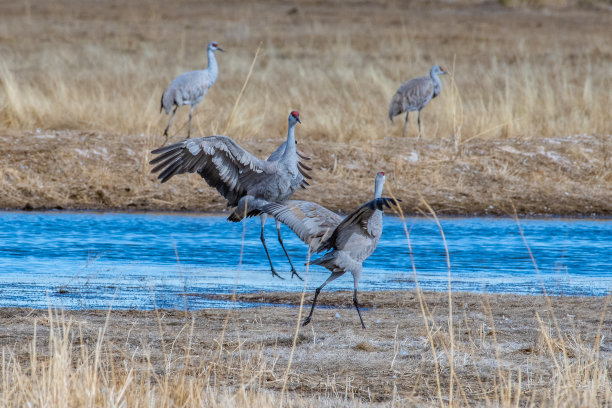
top-left (417, 110), bottom-right (422, 140)
top-left (187, 105), bottom-right (196, 138)
top-left (260, 215), bottom-right (283, 280)
top-left (352, 268), bottom-right (365, 328)
top-left (401, 112), bottom-right (409, 138)
top-left (163, 105), bottom-right (179, 143)
top-left (353, 289), bottom-right (365, 329)
top-left (302, 272), bottom-right (344, 327)
top-left (276, 220), bottom-right (302, 281)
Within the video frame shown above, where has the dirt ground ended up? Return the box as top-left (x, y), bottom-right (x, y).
top-left (1, 290), bottom-right (610, 405)
top-left (1, 129), bottom-right (610, 217)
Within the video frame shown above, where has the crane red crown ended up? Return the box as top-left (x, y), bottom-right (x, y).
top-left (212, 42), bottom-right (218, 47)
top-left (380, 171), bottom-right (386, 176)
top-left (291, 110), bottom-right (300, 118)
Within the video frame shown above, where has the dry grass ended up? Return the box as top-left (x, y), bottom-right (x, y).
top-left (0, 291), bottom-right (610, 407)
top-left (0, 0), bottom-right (611, 215)
top-left (1, 0), bottom-right (611, 142)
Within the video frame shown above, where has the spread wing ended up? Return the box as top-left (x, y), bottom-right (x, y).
top-left (262, 200), bottom-right (343, 252)
top-left (318, 197), bottom-right (399, 252)
top-left (150, 136), bottom-right (270, 207)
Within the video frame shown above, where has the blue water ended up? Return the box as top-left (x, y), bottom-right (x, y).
top-left (0, 211), bottom-right (611, 310)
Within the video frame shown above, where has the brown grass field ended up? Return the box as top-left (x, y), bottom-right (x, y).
top-left (0, 291), bottom-right (610, 407)
top-left (0, 0), bottom-right (611, 215)
top-left (1, 0), bottom-right (612, 406)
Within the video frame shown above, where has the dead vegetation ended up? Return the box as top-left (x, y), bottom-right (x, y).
top-left (0, 0), bottom-right (611, 215)
top-left (0, 291), bottom-right (610, 406)
top-left (0, 129), bottom-right (609, 215)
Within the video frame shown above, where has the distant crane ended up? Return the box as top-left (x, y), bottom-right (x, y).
top-left (160, 41), bottom-right (224, 141)
top-left (150, 111), bottom-right (311, 280)
top-left (263, 172), bottom-right (398, 328)
top-left (389, 65), bottom-right (447, 139)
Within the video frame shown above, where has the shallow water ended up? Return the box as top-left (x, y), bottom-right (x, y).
top-left (0, 211), bottom-right (610, 310)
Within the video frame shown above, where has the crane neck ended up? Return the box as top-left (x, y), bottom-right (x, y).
top-left (280, 121), bottom-right (297, 161)
top-left (430, 68), bottom-right (442, 92)
top-left (206, 49), bottom-right (218, 76)
top-left (374, 178), bottom-right (384, 199)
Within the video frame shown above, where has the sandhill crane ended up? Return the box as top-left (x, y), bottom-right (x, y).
top-left (388, 65), bottom-right (447, 139)
top-left (263, 172), bottom-right (398, 328)
top-left (160, 41), bottom-right (224, 141)
top-left (149, 111), bottom-right (311, 280)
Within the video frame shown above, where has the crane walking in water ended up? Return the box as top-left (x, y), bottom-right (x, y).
top-left (263, 172), bottom-right (398, 328)
top-left (160, 41), bottom-right (224, 142)
top-left (149, 111), bottom-right (311, 280)
top-left (388, 65), bottom-right (447, 139)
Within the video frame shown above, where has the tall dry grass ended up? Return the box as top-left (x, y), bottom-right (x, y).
top-left (1, 296), bottom-right (609, 407)
top-left (1, 0), bottom-right (611, 143)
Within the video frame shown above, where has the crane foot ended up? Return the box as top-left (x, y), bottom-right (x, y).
top-left (301, 316), bottom-right (312, 327)
top-left (271, 269), bottom-right (285, 280)
top-left (291, 269), bottom-right (304, 281)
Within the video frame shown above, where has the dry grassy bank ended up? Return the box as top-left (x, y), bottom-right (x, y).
top-left (0, 0), bottom-right (611, 214)
top-left (1, 0), bottom-right (612, 141)
top-left (0, 128), bottom-right (610, 215)
top-left (0, 291), bottom-right (610, 406)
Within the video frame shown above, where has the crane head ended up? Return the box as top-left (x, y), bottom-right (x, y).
top-left (434, 65), bottom-right (448, 75)
top-left (209, 41), bottom-right (225, 52)
top-left (290, 110), bottom-right (302, 124)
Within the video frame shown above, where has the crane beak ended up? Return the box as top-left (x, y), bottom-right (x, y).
top-left (296, 117), bottom-right (302, 124)
top-left (217, 47), bottom-right (225, 52)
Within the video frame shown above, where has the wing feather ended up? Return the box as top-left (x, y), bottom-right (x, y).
top-left (262, 200), bottom-right (343, 252)
top-left (318, 197), bottom-right (399, 252)
top-left (150, 135), bottom-right (269, 206)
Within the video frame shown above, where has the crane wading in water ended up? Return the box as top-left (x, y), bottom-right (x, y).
top-left (149, 111), bottom-right (311, 280)
top-left (388, 65), bottom-right (447, 139)
top-left (262, 172), bottom-right (399, 328)
top-left (160, 41), bottom-right (224, 142)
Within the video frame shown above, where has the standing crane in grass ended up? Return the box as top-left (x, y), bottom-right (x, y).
top-left (150, 111), bottom-right (311, 280)
top-left (262, 172), bottom-right (398, 328)
top-left (389, 65), bottom-right (448, 139)
top-left (160, 41), bottom-right (224, 142)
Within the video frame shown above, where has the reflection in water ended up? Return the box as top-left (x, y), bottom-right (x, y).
top-left (0, 211), bottom-right (610, 309)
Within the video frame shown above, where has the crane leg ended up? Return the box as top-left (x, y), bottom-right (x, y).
top-left (260, 215), bottom-right (284, 280)
top-left (417, 111), bottom-right (422, 140)
top-left (401, 112), bottom-right (409, 138)
top-left (353, 289), bottom-right (366, 329)
top-left (163, 105), bottom-right (179, 143)
top-left (187, 106), bottom-right (195, 139)
top-left (302, 272), bottom-right (344, 327)
top-left (276, 220), bottom-right (303, 280)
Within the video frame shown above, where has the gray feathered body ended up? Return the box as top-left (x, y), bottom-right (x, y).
top-left (161, 49), bottom-right (219, 114)
top-left (388, 67), bottom-right (443, 122)
top-left (310, 200), bottom-right (385, 279)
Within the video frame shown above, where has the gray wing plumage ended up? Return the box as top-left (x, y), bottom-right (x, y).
top-left (161, 70), bottom-right (215, 113)
top-left (318, 197), bottom-right (398, 252)
top-left (266, 140), bottom-right (288, 162)
top-left (389, 76), bottom-right (434, 120)
top-left (150, 136), bottom-right (269, 207)
top-left (262, 200), bottom-right (343, 252)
